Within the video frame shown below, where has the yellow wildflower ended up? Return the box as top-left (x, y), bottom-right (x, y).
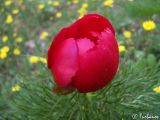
top-left (2, 36), bottom-right (8, 42)
top-left (38, 4), bottom-right (45, 10)
top-left (13, 32), bottom-right (17, 37)
top-left (153, 86), bottom-right (160, 93)
top-left (40, 31), bottom-right (49, 40)
top-left (119, 45), bottom-right (126, 53)
top-left (73, 0), bottom-right (79, 4)
top-left (78, 3), bottom-right (88, 18)
top-left (123, 30), bottom-right (132, 39)
top-left (12, 9), bottom-right (19, 14)
top-left (29, 56), bottom-right (47, 64)
top-left (103, 0), bottom-right (114, 7)
top-left (29, 56), bottom-right (40, 63)
top-left (5, 0), bottom-right (12, 6)
top-left (39, 57), bottom-right (47, 64)
top-left (0, 46), bottom-right (9, 59)
top-left (0, 52), bottom-right (7, 59)
top-left (11, 84), bottom-right (21, 92)
top-left (15, 37), bottom-right (23, 43)
top-left (52, 1), bottom-right (60, 6)
top-left (82, 3), bottom-right (88, 8)
top-left (48, 1), bottom-right (52, 5)
top-left (6, 15), bottom-right (13, 24)
top-left (13, 48), bottom-right (21, 56)
top-left (56, 12), bottom-right (62, 18)
top-left (1, 46), bottom-right (10, 53)
top-left (142, 20), bottom-right (156, 31)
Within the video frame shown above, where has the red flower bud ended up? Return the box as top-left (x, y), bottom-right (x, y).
top-left (47, 14), bottom-right (119, 94)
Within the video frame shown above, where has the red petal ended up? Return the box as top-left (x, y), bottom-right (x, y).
top-left (77, 38), bottom-right (95, 54)
top-left (51, 38), bottom-right (78, 88)
top-left (72, 14), bottom-right (115, 39)
top-left (48, 27), bottom-right (77, 68)
top-left (72, 30), bottom-right (119, 93)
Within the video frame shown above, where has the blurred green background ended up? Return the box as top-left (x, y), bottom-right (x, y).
top-left (0, 0), bottom-right (160, 119)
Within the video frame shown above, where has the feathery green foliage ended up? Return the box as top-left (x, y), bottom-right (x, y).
top-left (2, 59), bottom-right (160, 120)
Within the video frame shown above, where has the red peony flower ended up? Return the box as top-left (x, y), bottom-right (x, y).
top-left (47, 14), bottom-right (119, 94)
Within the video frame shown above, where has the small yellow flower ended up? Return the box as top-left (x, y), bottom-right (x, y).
top-left (1, 46), bottom-right (10, 53)
top-left (78, 3), bottom-right (88, 18)
top-left (29, 56), bottom-right (47, 64)
top-left (5, 0), bottom-right (12, 6)
top-left (6, 15), bottom-right (13, 24)
top-left (13, 48), bottom-right (21, 56)
top-left (40, 31), bottom-right (49, 40)
top-left (103, 0), bottom-right (114, 7)
top-left (142, 20), bottom-right (156, 31)
top-left (52, 1), bottom-right (60, 6)
top-left (29, 56), bottom-right (40, 63)
top-left (153, 86), bottom-right (160, 93)
top-left (56, 12), bottom-right (62, 18)
top-left (2, 36), bottom-right (8, 42)
top-left (0, 52), bottom-right (7, 59)
top-left (15, 37), bottom-right (23, 43)
top-left (119, 45), bottom-right (126, 53)
top-left (39, 57), bottom-right (47, 64)
top-left (13, 32), bottom-right (17, 37)
top-left (11, 84), bottom-right (21, 92)
top-left (48, 1), bottom-right (52, 5)
top-left (82, 3), bottom-right (88, 8)
top-left (123, 30), bottom-right (132, 39)
top-left (12, 9), bottom-right (19, 14)
top-left (78, 8), bottom-right (85, 13)
top-left (38, 4), bottom-right (45, 10)
top-left (73, 0), bottom-right (79, 4)
top-left (0, 46), bottom-right (9, 59)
